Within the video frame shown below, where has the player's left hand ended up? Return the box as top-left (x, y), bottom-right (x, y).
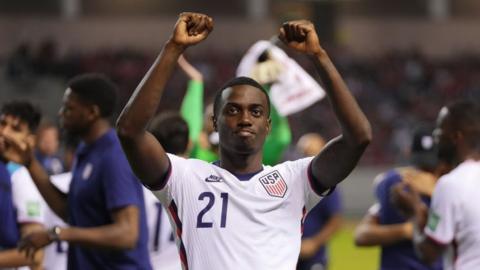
top-left (278, 20), bottom-right (323, 55)
top-left (390, 182), bottom-right (424, 218)
top-left (18, 230), bottom-right (52, 260)
top-left (299, 238), bottom-right (320, 259)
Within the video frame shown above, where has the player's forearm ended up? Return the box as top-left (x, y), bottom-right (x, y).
top-left (311, 215), bottom-right (342, 247)
top-left (355, 222), bottom-right (412, 246)
top-left (27, 159), bottom-right (68, 220)
top-left (411, 204), bottom-right (442, 264)
top-left (57, 223), bottom-right (138, 250)
top-left (413, 224), bottom-right (443, 265)
top-left (57, 206), bottom-right (140, 250)
top-left (0, 248), bottom-right (43, 268)
top-left (117, 41), bottom-right (185, 138)
top-left (311, 51), bottom-right (371, 147)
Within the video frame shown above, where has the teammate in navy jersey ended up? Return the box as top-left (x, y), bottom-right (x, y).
top-left (0, 101), bottom-right (45, 269)
top-left (355, 129), bottom-right (451, 270)
top-left (7, 74), bottom-right (152, 270)
top-left (298, 189), bottom-right (342, 270)
top-left (117, 13), bottom-right (371, 269)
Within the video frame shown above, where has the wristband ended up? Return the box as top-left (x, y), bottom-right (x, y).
top-left (48, 226), bottom-right (62, 242)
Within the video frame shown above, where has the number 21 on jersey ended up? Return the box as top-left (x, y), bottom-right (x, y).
top-left (197, 192), bottom-right (229, 228)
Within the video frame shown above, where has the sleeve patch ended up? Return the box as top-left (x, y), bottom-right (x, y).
top-left (427, 211), bottom-right (441, 232)
top-left (27, 201), bottom-right (41, 217)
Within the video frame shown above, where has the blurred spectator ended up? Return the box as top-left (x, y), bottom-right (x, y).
top-left (35, 120), bottom-right (64, 175)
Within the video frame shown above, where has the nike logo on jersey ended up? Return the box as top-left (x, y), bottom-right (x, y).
top-left (205, 175), bottom-right (224, 183)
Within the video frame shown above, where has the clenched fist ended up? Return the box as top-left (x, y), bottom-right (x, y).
top-left (171, 12), bottom-right (214, 48)
top-left (278, 20), bottom-right (323, 55)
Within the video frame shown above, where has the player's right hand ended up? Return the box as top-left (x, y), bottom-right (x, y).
top-left (171, 12), bottom-right (213, 48)
top-left (0, 132), bottom-right (34, 166)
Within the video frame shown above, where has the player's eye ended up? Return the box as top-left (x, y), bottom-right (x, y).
top-left (251, 107), bottom-right (263, 117)
top-left (227, 106), bottom-right (239, 115)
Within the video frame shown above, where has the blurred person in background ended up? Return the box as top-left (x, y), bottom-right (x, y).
top-left (355, 128), bottom-right (452, 270)
top-left (6, 74), bottom-right (152, 270)
top-left (144, 112), bottom-right (189, 270)
top-left (177, 54), bottom-right (218, 162)
top-left (0, 101), bottom-right (45, 270)
top-left (35, 121), bottom-right (64, 175)
top-left (295, 133), bottom-right (343, 270)
top-left (116, 13), bottom-right (371, 269)
top-left (392, 101), bottom-right (480, 270)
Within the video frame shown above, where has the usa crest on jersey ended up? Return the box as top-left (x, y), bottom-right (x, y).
top-left (259, 170), bottom-right (288, 198)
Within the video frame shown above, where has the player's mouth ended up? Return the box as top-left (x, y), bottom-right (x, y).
top-left (235, 128), bottom-right (256, 137)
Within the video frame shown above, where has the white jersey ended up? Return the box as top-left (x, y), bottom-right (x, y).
top-left (143, 187), bottom-right (182, 270)
top-left (152, 154), bottom-right (323, 270)
top-left (8, 163), bottom-right (46, 270)
top-left (425, 160), bottom-right (480, 270)
top-left (10, 164), bottom-right (46, 225)
top-left (43, 172), bottom-right (72, 270)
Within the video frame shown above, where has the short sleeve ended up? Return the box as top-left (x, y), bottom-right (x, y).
top-left (367, 203), bottom-right (380, 217)
top-left (11, 167), bottom-right (46, 224)
top-left (424, 176), bottom-right (458, 245)
top-left (282, 157), bottom-right (322, 211)
top-left (101, 151), bottom-right (143, 210)
top-left (151, 154), bottom-right (189, 205)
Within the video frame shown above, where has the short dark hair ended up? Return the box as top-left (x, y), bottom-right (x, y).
top-left (212, 77), bottom-right (271, 120)
top-left (1, 100), bottom-right (42, 132)
top-left (410, 127), bottom-right (438, 171)
top-left (67, 73), bottom-right (118, 118)
top-left (445, 101), bottom-right (480, 150)
top-left (149, 112), bottom-right (189, 155)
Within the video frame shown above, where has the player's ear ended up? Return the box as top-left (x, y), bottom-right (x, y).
top-left (88, 104), bottom-right (101, 120)
top-left (266, 118), bottom-right (271, 134)
top-left (212, 116), bottom-right (217, 131)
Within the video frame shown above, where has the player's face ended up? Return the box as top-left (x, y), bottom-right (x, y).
top-left (58, 88), bottom-right (93, 136)
top-left (216, 85), bottom-right (270, 154)
top-left (433, 107), bottom-right (457, 164)
top-left (0, 114), bottom-right (32, 155)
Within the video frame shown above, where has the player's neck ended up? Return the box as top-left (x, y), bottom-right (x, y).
top-left (458, 144), bottom-right (480, 163)
top-left (218, 149), bottom-right (263, 175)
top-left (82, 120), bottom-right (111, 144)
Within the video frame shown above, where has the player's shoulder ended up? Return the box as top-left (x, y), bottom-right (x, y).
top-left (435, 162), bottom-right (473, 191)
top-left (270, 156), bottom-right (314, 171)
top-left (7, 163), bottom-right (32, 183)
top-left (167, 153), bottom-right (217, 170)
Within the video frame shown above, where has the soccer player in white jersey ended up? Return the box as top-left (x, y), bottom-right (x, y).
top-left (117, 13), bottom-right (372, 270)
top-left (0, 101), bottom-right (46, 270)
top-left (392, 101), bottom-right (480, 270)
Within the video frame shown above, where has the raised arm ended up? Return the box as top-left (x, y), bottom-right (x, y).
top-left (116, 13), bottom-right (213, 188)
top-left (278, 20), bottom-right (371, 191)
